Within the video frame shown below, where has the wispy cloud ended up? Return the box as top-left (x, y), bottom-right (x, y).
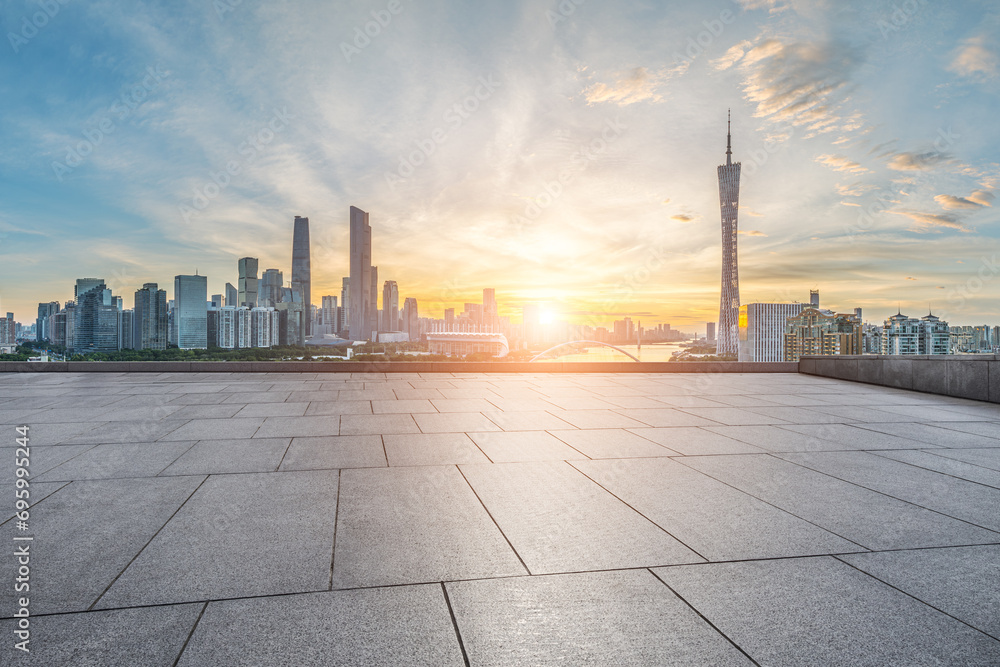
top-left (671, 214), bottom-right (696, 222)
top-left (934, 190), bottom-right (994, 209)
top-left (947, 35), bottom-right (998, 80)
top-left (889, 210), bottom-right (972, 233)
top-left (816, 154), bottom-right (870, 174)
top-left (584, 67), bottom-right (671, 106)
top-left (886, 151), bottom-right (952, 171)
top-left (739, 229), bottom-right (768, 236)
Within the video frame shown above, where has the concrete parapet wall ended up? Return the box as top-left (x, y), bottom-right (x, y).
top-left (799, 354), bottom-right (997, 403)
top-left (0, 360), bottom-right (799, 374)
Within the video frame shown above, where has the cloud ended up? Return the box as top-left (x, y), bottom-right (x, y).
top-left (947, 35), bottom-right (998, 80)
top-left (662, 198), bottom-right (671, 204)
top-left (740, 207), bottom-right (764, 217)
top-left (733, 0), bottom-right (789, 13)
top-left (888, 210), bottom-right (972, 233)
top-left (736, 37), bottom-right (864, 137)
top-left (738, 230), bottom-right (767, 236)
top-left (886, 151), bottom-right (952, 171)
top-left (816, 154), bottom-right (870, 174)
top-left (934, 190), bottom-right (995, 210)
top-left (671, 214), bottom-right (696, 222)
top-left (905, 276), bottom-right (917, 280)
top-left (840, 201), bottom-right (861, 207)
top-left (711, 41), bottom-right (753, 71)
top-left (584, 67), bottom-right (669, 106)
top-left (836, 182), bottom-right (875, 197)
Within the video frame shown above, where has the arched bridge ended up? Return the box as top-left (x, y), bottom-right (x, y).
top-left (529, 340), bottom-right (641, 363)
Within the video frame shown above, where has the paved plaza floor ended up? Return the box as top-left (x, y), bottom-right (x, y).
top-left (1, 370), bottom-right (999, 665)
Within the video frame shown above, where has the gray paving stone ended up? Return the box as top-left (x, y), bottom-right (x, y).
top-left (873, 405), bottom-right (991, 421)
top-left (776, 450), bottom-right (1000, 532)
top-left (340, 413), bottom-right (418, 435)
top-left (159, 417), bottom-right (263, 441)
top-left (0, 444), bottom-right (94, 485)
top-left (332, 465), bottom-right (525, 588)
top-left (779, 423), bottom-right (932, 450)
top-left (0, 603), bottom-right (203, 667)
top-left (655, 557), bottom-right (1000, 666)
top-left (234, 401), bottom-right (309, 418)
top-left (33, 442), bottom-right (195, 481)
top-left (680, 454), bottom-right (998, 550)
top-left (0, 476), bottom-right (203, 615)
top-left (573, 457), bottom-right (857, 560)
top-left (675, 407), bottom-right (792, 425)
top-left (852, 422), bottom-right (1000, 448)
top-left (703, 425), bottom-right (838, 452)
top-left (468, 430), bottom-right (587, 462)
top-left (929, 447), bottom-right (1000, 470)
top-left (5, 421), bottom-right (100, 445)
top-left (873, 449), bottom-right (1000, 488)
top-left (480, 410), bottom-right (576, 431)
top-left (483, 397), bottom-right (566, 412)
top-left (219, 390), bottom-right (293, 403)
top-left (178, 585), bottom-right (464, 667)
top-left (744, 406), bottom-right (859, 424)
top-left (611, 408), bottom-right (723, 427)
top-left (61, 419), bottom-right (190, 444)
top-left (430, 397), bottom-right (501, 412)
top-left (839, 545), bottom-right (1000, 639)
top-left (371, 398), bottom-right (438, 413)
top-left (98, 470), bottom-right (339, 607)
top-left (412, 412), bottom-right (502, 433)
top-left (252, 415), bottom-right (341, 438)
top-left (279, 435), bottom-right (387, 470)
top-left (460, 461), bottom-right (701, 573)
top-left (927, 421), bottom-right (1000, 442)
top-left (304, 400), bottom-right (372, 416)
top-left (167, 403), bottom-right (244, 420)
top-left (383, 432), bottom-right (490, 466)
top-left (447, 570), bottom-right (753, 666)
top-left (628, 427), bottom-right (765, 455)
top-left (804, 405), bottom-right (917, 422)
top-left (545, 408), bottom-right (651, 429)
top-left (159, 438), bottom-right (290, 476)
top-left (549, 428), bottom-right (676, 458)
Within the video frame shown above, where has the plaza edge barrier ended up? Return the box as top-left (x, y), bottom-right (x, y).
top-left (799, 354), bottom-right (999, 403)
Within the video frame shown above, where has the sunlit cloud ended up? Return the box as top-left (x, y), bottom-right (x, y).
top-left (584, 67), bottom-right (670, 106)
top-left (671, 214), bottom-right (697, 222)
top-left (739, 229), bottom-right (768, 236)
top-left (934, 190), bottom-right (994, 209)
top-left (947, 34), bottom-right (998, 80)
top-left (887, 151), bottom-right (952, 171)
top-left (816, 154), bottom-right (870, 174)
top-left (889, 210), bottom-right (972, 233)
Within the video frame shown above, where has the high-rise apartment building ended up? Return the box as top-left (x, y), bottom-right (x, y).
top-left (738, 302), bottom-right (804, 362)
top-left (381, 281), bottom-right (399, 332)
top-left (36, 302), bottom-right (60, 342)
top-left (134, 283), bottom-right (168, 350)
top-left (174, 274), bottom-right (208, 350)
top-left (716, 112), bottom-right (741, 357)
top-left (919, 312), bottom-right (951, 355)
top-left (225, 282), bottom-right (238, 308)
top-left (260, 269), bottom-right (283, 307)
top-left (349, 206), bottom-right (373, 341)
top-left (238, 257), bottom-right (259, 308)
top-left (321, 296), bottom-right (338, 335)
top-left (292, 215), bottom-right (311, 336)
top-left (784, 307), bottom-right (862, 361)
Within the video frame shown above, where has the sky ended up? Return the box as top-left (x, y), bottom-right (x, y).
top-left (0, 0), bottom-right (998, 332)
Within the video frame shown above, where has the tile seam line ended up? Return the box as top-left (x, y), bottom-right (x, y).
top-left (564, 460), bottom-right (708, 562)
top-left (440, 582), bottom-right (472, 667)
top-left (87, 474), bottom-right (212, 611)
top-left (865, 450), bottom-right (1000, 491)
top-left (171, 601), bottom-right (209, 667)
top-left (327, 468), bottom-right (342, 591)
top-left (668, 456), bottom-right (871, 552)
top-left (768, 452), bottom-right (1000, 536)
top-left (832, 555), bottom-right (1000, 642)
top-left (454, 464), bottom-right (531, 576)
top-left (647, 568), bottom-right (762, 667)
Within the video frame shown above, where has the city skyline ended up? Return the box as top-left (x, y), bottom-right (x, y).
top-left (1, 0), bottom-right (998, 327)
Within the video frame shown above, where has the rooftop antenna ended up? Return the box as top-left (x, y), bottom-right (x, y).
top-left (725, 108), bottom-right (732, 166)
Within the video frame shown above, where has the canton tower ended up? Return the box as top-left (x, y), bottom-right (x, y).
top-left (716, 110), bottom-right (741, 356)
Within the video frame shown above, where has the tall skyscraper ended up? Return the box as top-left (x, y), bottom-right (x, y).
top-left (381, 281), bottom-right (398, 332)
top-left (321, 296), bottom-right (338, 335)
top-left (225, 282), bottom-right (238, 308)
top-left (73, 282), bottom-right (118, 354)
top-left (341, 277), bottom-right (350, 326)
top-left (134, 283), bottom-right (168, 350)
top-left (716, 111), bottom-right (741, 357)
top-left (403, 297), bottom-right (419, 341)
top-left (74, 278), bottom-right (104, 300)
top-left (483, 288), bottom-right (498, 332)
top-left (238, 257), bottom-right (259, 308)
top-left (292, 216), bottom-right (312, 336)
top-left (349, 206), bottom-right (373, 341)
top-left (36, 301), bottom-right (60, 342)
top-left (260, 269), bottom-right (283, 307)
top-left (370, 265), bottom-right (379, 338)
top-left (174, 274), bottom-right (208, 349)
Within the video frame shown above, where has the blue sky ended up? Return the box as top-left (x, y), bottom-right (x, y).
top-left (0, 0), bottom-right (997, 331)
